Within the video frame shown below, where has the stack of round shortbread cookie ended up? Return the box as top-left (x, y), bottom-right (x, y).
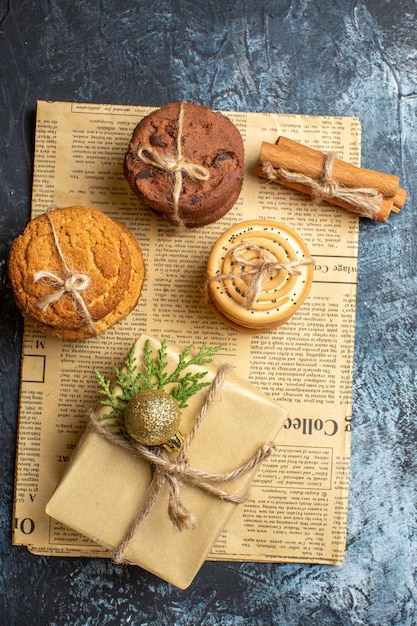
top-left (8, 206), bottom-right (146, 339)
top-left (206, 219), bottom-right (314, 333)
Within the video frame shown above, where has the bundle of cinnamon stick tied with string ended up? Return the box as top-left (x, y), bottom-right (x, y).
top-left (257, 136), bottom-right (407, 222)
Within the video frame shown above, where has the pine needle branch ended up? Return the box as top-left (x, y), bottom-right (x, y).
top-left (94, 339), bottom-right (222, 426)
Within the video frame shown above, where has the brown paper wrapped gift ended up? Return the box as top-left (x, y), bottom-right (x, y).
top-left (46, 334), bottom-right (288, 588)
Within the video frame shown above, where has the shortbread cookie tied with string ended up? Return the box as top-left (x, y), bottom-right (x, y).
top-left (8, 206), bottom-right (146, 339)
top-left (124, 102), bottom-right (244, 228)
top-left (206, 220), bottom-right (314, 333)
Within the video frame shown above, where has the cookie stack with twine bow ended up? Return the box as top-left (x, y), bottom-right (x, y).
top-left (206, 219), bottom-right (315, 333)
top-left (124, 101), bottom-right (245, 228)
top-left (7, 205), bottom-right (146, 339)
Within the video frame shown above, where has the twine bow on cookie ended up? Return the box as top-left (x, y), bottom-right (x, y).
top-left (262, 152), bottom-right (383, 219)
top-left (208, 242), bottom-right (315, 309)
top-left (33, 207), bottom-right (97, 335)
top-left (87, 363), bottom-right (277, 564)
top-left (132, 102), bottom-right (210, 228)
top-left (34, 270), bottom-right (91, 312)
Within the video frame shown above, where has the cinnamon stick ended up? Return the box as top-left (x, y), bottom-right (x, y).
top-left (256, 137), bottom-right (407, 222)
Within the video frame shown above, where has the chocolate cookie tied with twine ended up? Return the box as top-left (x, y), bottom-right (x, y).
top-left (124, 101), bottom-right (244, 228)
top-left (206, 220), bottom-right (314, 333)
top-left (8, 206), bottom-right (146, 339)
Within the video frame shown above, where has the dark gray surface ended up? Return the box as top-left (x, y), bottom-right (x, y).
top-left (1, 1), bottom-right (416, 624)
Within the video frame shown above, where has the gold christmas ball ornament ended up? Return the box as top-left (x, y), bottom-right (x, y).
top-left (124, 390), bottom-right (184, 451)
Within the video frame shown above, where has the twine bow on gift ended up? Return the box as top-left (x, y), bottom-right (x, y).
top-left (207, 242), bottom-right (315, 309)
top-left (87, 363), bottom-right (278, 564)
top-left (33, 207), bottom-right (97, 335)
top-left (131, 101), bottom-right (210, 228)
top-left (262, 152), bottom-right (383, 219)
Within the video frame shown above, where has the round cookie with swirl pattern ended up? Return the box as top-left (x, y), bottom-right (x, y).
top-left (206, 219), bottom-right (314, 333)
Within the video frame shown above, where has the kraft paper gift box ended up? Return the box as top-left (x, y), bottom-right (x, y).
top-left (46, 334), bottom-right (287, 589)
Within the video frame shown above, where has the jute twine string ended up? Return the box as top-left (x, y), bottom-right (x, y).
top-left (262, 152), bottom-right (383, 218)
top-left (87, 363), bottom-right (277, 564)
top-left (33, 206), bottom-right (97, 335)
top-left (207, 242), bottom-right (315, 309)
top-left (133, 102), bottom-right (210, 228)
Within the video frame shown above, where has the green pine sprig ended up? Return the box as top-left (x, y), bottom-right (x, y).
top-left (94, 339), bottom-right (221, 430)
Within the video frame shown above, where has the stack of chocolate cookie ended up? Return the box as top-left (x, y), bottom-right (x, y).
top-left (124, 102), bottom-right (244, 228)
